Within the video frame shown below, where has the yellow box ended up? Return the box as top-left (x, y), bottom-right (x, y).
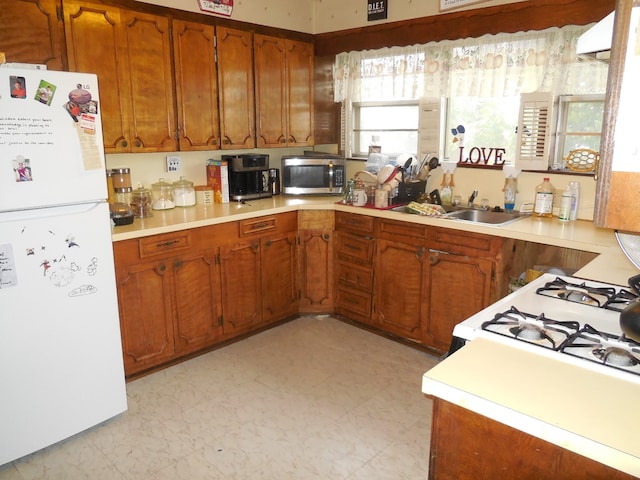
top-left (206, 160), bottom-right (229, 204)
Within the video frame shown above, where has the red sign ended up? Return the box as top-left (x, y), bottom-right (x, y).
top-left (198, 0), bottom-right (233, 17)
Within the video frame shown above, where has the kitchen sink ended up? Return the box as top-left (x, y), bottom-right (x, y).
top-left (389, 203), bottom-right (527, 226)
top-left (444, 208), bottom-right (526, 226)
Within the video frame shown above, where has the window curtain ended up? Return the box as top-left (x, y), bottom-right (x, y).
top-left (334, 25), bottom-right (608, 154)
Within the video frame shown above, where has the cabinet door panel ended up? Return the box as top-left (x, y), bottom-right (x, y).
top-left (374, 239), bottom-right (428, 341)
top-left (255, 34), bottom-right (287, 147)
top-left (173, 20), bottom-right (220, 150)
top-left (0, 0), bottom-right (66, 70)
top-left (298, 229), bottom-right (333, 313)
top-left (219, 240), bottom-right (262, 334)
top-left (116, 261), bottom-right (175, 375)
top-left (262, 232), bottom-right (298, 322)
top-left (286, 39), bottom-right (314, 145)
top-left (121, 10), bottom-right (177, 152)
top-left (216, 26), bottom-right (255, 149)
top-left (173, 251), bottom-right (222, 354)
top-left (426, 253), bottom-right (493, 351)
top-left (63, 0), bottom-right (131, 153)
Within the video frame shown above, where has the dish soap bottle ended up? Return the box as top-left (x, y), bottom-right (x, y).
top-left (533, 177), bottom-right (555, 218)
top-left (558, 185), bottom-right (572, 221)
top-left (440, 173), bottom-right (453, 205)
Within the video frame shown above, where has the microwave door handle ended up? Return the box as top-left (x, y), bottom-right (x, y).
top-left (328, 161), bottom-right (334, 192)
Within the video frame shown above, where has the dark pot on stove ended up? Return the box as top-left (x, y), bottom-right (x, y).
top-left (620, 274), bottom-right (640, 342)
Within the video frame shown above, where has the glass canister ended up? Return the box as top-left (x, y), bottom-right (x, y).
top-left (111, 168), bottom-right (132, 190)
top-left (173, 176), bottom-right (196, 207)
top-left (151, 178), bottom-right (175, 210)
top-left (130, 185), bottom-right (153, 218)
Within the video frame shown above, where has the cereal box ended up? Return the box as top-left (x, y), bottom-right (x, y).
top-left (206, 159), bottom-right (229, 203)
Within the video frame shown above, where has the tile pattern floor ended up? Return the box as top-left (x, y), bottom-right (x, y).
top-left (0, 316), bottom-right (439, 479)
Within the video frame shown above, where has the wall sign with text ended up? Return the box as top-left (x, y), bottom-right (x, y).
top-left (368, 0), bottom-right (388, 21)
top-left (440, 0), bottom-right (489, 12)
top-left (198, 0), bottom-right (233, 17)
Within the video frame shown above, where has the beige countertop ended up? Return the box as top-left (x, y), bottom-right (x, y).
top-left (111, 196), bottom-right (638, 286)
top-left (422, 337), bottom-right (640, 477)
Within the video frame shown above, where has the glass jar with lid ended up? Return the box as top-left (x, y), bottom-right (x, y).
top-left (173, 176), bottom-right (196, 207)
top-left (130, 185), bottom-right (153, 218)
top-left (151, 178), bottom-right (175, 210)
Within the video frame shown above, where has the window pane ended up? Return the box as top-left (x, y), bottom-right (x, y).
top-left (445, 97), bottom-right (519, 163)
top-left (562, 135), bottom-right (601, 157)
top-left (358, 105), bottom-right (418, 129)
top-left (356, 131), bottom-right (418, 156)
top-left (566, 102), bottom-right (604, 133)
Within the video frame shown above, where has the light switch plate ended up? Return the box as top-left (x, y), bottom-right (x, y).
top-left (166, 156), bottom-right (181, 172)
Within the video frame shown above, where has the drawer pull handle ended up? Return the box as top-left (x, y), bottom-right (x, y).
top-left (157, 239), bottom-right (180, 248)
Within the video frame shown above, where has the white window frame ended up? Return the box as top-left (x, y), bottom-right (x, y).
top-left (552, 93), bottom-right (605, 171)
top-left (351, 100), bottom-right (420, 157)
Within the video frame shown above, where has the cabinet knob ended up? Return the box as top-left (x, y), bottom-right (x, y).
top-left (174, 259), bottom-right (183, 269)
top-left (158, 263), bottom-right (166, 272)
top-left (121, 140), bottom-right (128, 147)
top-left (429, 254), bottom-right (439, 265)
top-left (323, 233), bottom-right (330, 241)
top-left (135, 140), bottom-right (141, 148)
top-left (223, 138), bottom-right (231, 145)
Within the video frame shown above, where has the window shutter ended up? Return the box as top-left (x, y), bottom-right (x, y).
top-left (515, 92), bottom-right (555, 171)
top-left (418, 98), bottom-right (442, 162)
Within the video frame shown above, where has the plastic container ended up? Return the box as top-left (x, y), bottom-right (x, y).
top-left (195, 185), bottom-right (214, 205)
top-left (569, 181), bottom-right (580, 220)
top-left (173, 176), bottom-right (196, 207)
top-left (151, 178), bottom-right (175, 210)
top-left (503, 177), bottom-right (516, 213)
top-left (558, 186), bottom-right (572, 221)
top-left (533, 177), bottom-right (554, 218)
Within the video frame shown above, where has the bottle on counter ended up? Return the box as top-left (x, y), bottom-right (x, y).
top-left (558, 185), bottom-right (572, 221)
top-left (503, 177), bottom-right (517, 213)
top-left (533, 177), bottom-right (555, 218)
top-left (569, 181), bottom-right (580, 221)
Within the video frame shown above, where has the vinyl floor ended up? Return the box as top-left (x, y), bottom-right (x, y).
top-left (0, 316), bottom-right (439, 479)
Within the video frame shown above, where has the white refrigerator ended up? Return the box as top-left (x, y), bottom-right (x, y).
top-left (0, 66), bottom-right (127, 465)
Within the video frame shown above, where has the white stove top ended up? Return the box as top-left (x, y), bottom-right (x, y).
top-left (453, 273), bottom-right (640, 384)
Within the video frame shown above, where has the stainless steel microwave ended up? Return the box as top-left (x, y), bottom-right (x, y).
top-left (281, 155), bottom-right (345, 195)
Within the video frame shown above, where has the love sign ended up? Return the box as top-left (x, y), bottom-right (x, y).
top-left (457, 146), bottom-right (506, 166)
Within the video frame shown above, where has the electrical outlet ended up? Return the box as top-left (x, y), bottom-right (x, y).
top-left (166, 156), bottom-right (181, 173)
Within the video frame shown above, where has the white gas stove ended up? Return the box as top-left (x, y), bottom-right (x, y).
top-left (451, 273), bottom-right (640, 384)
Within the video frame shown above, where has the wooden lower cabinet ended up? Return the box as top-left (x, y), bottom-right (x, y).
top-left (334, 212), bottom-right (375, 324)
top-left (298, 210), bottom-right (335, 314)
top-left (374, 238), bottom-right (428, 341)
top-left (219, 212), bottom-right (298, 336)
top-left (115, 256), bottom-right (176, 375)
top-left (429, 399), bottom-right (635, 480)
top-left (425, 252), bottom-right (493, 351)
top-left (114, 224), bottom-right (229, 377)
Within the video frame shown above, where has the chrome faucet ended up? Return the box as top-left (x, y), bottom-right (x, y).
top-left (468, 190), bottom-right (478, 207)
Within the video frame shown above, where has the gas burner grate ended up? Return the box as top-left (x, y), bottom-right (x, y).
top-left (481, 306), bottom-right (579, 350)
top-left (536, 277), bottom-right (617, 308)
top-left (561, 324), bottom-right (640, 376)
top-left (604, 288), bottom-right (639, 312)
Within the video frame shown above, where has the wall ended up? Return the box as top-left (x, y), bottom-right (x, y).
top-left (133, 0), bottom-right (525, 34)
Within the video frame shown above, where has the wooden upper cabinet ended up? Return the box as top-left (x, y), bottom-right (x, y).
top-left (286, 39), bottom-right (314, 146)
top-left (254, 34), bottom-right (314, 147)
top-left (216, 26), bottom-right (255, 150)
top-left (63, 0), bottom-right (177, 153)
top-left (172, 20), bottom-right (220, 151)
top-left (0, 0), bottom-right (66, 70)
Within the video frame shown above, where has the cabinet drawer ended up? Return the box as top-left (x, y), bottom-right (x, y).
top-left (337, 261), bottom-right (373, 292)
top-left (138, 231), bottom-right (191, 259)
top-left (336, 231), bottom-right (374, 263)
top-left (376, 218), bottom-right (427, 241)
top-left (336, 287), bottom-right (372, 318)
top-left (429, 226), bottom-right (501, 257)
top-left (336, 211), bottom-right (374, 234)
top-left (239, 212), bottom-right (297, 237)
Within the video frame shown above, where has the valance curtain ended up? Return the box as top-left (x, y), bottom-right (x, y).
top-left (334, 25), bottom-right (609, 154)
